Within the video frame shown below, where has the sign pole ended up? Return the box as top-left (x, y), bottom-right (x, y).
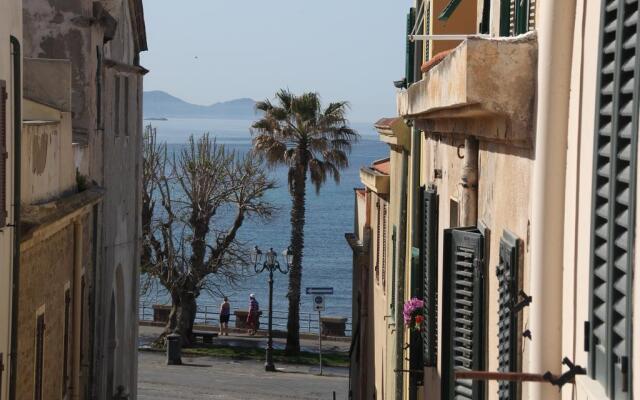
top-left (318, 309), bottom-right (323, 376)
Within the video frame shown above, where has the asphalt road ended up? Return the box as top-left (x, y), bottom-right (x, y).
top-left (137, 351), bottom-right (349, 400)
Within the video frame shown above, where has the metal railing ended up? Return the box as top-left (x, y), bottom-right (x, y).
top-left (139, 302), bottom-right (352, 336)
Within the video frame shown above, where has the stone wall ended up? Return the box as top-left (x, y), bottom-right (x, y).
top-left (16, 210), bottom-right (94, 400)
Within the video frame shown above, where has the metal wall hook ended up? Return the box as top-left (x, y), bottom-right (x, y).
top-left (511, 290), bottom-right (532, 314)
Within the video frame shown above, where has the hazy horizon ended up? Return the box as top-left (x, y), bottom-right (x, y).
top-left (140, 0), bottom-right (412, 123)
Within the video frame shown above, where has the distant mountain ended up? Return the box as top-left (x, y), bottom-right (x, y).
top-left (143, 90), bottom-right (259, 120)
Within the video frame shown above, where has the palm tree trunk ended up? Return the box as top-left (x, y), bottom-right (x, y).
top-left (286, 168), bottom-right (307, 354)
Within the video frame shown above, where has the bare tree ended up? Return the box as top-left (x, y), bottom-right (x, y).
top-left (142, 125), bottom-right (275, 345)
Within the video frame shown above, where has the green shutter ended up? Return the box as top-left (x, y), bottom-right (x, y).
top-left (0, 81), bottom-right (7, 229)
top-left (497, 231), bottom-right (521, 400)
top-left (500, 0), bottom-right (535, 36)
top-left (410, 246), bottom-right (424, 390)
top-left (406, 9), bottom-right (416, 86)
top-left (391, 225), bottom-right (397, 312)
top-left (422, 186), bottom-right (439, 367)
top-left (442, 227), bottom-right (485, 400)
top-left (588, 0), bottom-right (637, 398)
top-left (479, 0), bottom-right (491, 34)
top-left (438, 0), bottom-right (463, 21)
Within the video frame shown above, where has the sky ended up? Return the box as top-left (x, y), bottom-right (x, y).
top-left (140, 0), bottom-right (412, 123)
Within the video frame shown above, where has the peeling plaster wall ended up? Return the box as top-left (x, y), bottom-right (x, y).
top-left (21, 113), bottom-right (75, 205)
top-left (22, 0), bottom-right (97, 136)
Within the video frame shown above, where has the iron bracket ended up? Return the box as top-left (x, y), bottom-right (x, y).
top-left (543, 357), bottom-right (586, 389)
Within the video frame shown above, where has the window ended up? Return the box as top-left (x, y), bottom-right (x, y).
top-left (34, 312), bottom-right (45, 400)
top-left (80, 277), bottom-right (85, 365)
top-left (114, 75), bottom-right (121, 136)
top-left (587, 0), bottom-right (637, 398)
top-left (62, 290), bottom-right (71, 397)
top-left (442, 227), bottom-right (485, 400)
top-left (450, 198), bottom-right (459, 227)
top-left (124, 77), bottom-right (130, 136)
top-left (96, 47), bottom-right (102, 128)
top-left (1, 352), bottom-right (4, 395)
top-left (0, 80), bottom-right (7, 229)
top-left (422, 186), bottom-right (439, 367)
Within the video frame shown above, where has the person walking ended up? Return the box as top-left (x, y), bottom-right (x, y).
top-left (247, 294), bottom-right (260, 336)
top-left (219, 297), bottom-right (231, 336)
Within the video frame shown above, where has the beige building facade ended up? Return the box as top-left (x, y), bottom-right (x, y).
top-left (0, 0), bottom-right (146, 399)
top-left (21, 0), bottom-right (147, 397)
top-left (0, 0), bottom-right (22, 398)
top-left (350, 1), bottom-right (638, 400)
top-left (15, 63), bottom-right (102, 399)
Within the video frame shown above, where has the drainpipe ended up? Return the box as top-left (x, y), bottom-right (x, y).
top-left (395, 147), bottom-right (409, 400)
top-left (459, 137), bottom-right (478, 226)
top-left (529, 1), bottom-right (576, 399)
top-left (409, 127), bottom-right (422, 400)
top-left (8, 35), bottom-right (21, 400)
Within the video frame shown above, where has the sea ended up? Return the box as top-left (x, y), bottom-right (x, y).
top-left (141, 118), bottom-right (388, 330)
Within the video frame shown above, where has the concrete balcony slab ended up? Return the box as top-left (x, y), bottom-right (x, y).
top-left (398, 33), bottom-right (537, 147)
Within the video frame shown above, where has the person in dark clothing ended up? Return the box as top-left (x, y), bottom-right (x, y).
top-left (247, 294), bottom-right (260, 335)
top-left (219, 297), bottom-right (231, 336)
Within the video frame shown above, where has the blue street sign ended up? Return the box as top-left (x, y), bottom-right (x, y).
top-left (306, 287), bottom-right (334, 295)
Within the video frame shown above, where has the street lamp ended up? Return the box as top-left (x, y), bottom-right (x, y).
top-left (252, 245), bottom-right (292, 372)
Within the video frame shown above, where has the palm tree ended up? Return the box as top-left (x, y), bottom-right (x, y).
top-left (252, 90), bottom-right (358, 354)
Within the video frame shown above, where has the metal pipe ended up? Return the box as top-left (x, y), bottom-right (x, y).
top-left (460, 137), bottom-right (478, 226)
top-left (529, 0), bottom-right (576, 399)
top-left (409, 34), bottom-right (489, 41)
top-left (409, 128), bottom-right (422, 400)
top-left (455, 371), bottom-right (562, 383)
top-left (395, 148), bottom-right (409, 400)
top-left (8, 35), bottom-right (21, 400)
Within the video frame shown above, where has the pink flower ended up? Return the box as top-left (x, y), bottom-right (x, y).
top-left (403, 297), bottom-right (425, 328)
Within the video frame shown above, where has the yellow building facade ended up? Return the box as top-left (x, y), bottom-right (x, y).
top-left (350, 1), bottom-right (639, 400)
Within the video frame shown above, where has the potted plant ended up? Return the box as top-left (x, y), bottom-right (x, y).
top-left (403, 297), bottom-right (425, 332)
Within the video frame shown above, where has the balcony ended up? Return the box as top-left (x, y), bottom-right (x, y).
top-left (397, 33), bottom-right (537, 146)
top-left (360, 160), bottom-right (390, 195)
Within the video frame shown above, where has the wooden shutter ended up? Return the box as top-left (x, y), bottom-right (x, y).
top-left (34, 314), bottom-right (45, 400)
top-left (382, 202), bottom-right (388, 291)
top-left (410, 246), bottom-right (424, 388)
top-left (588, 0), bottom-right (637, 398)
top-left (376, 199), bottom-right (381, 284)
top-left (0, 80), bottom-right (7, 229)
top-left (500, 0), bottom-right (535, 36)
top-left (424, 2), bottom-right (431, 61)
top-left (497, 231), bottom-right (521, 400)
top-left (442, 227), bottom-right (485, 400)
top-left (406, 8), bottom-right (416, 86)
top-left (422, 186), bottom-right (439, 367)
top-left (391, 225), bottom-right (397, 311)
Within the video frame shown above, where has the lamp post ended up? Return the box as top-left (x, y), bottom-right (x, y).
top-left (252, 246), bottom-right (292, 372)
